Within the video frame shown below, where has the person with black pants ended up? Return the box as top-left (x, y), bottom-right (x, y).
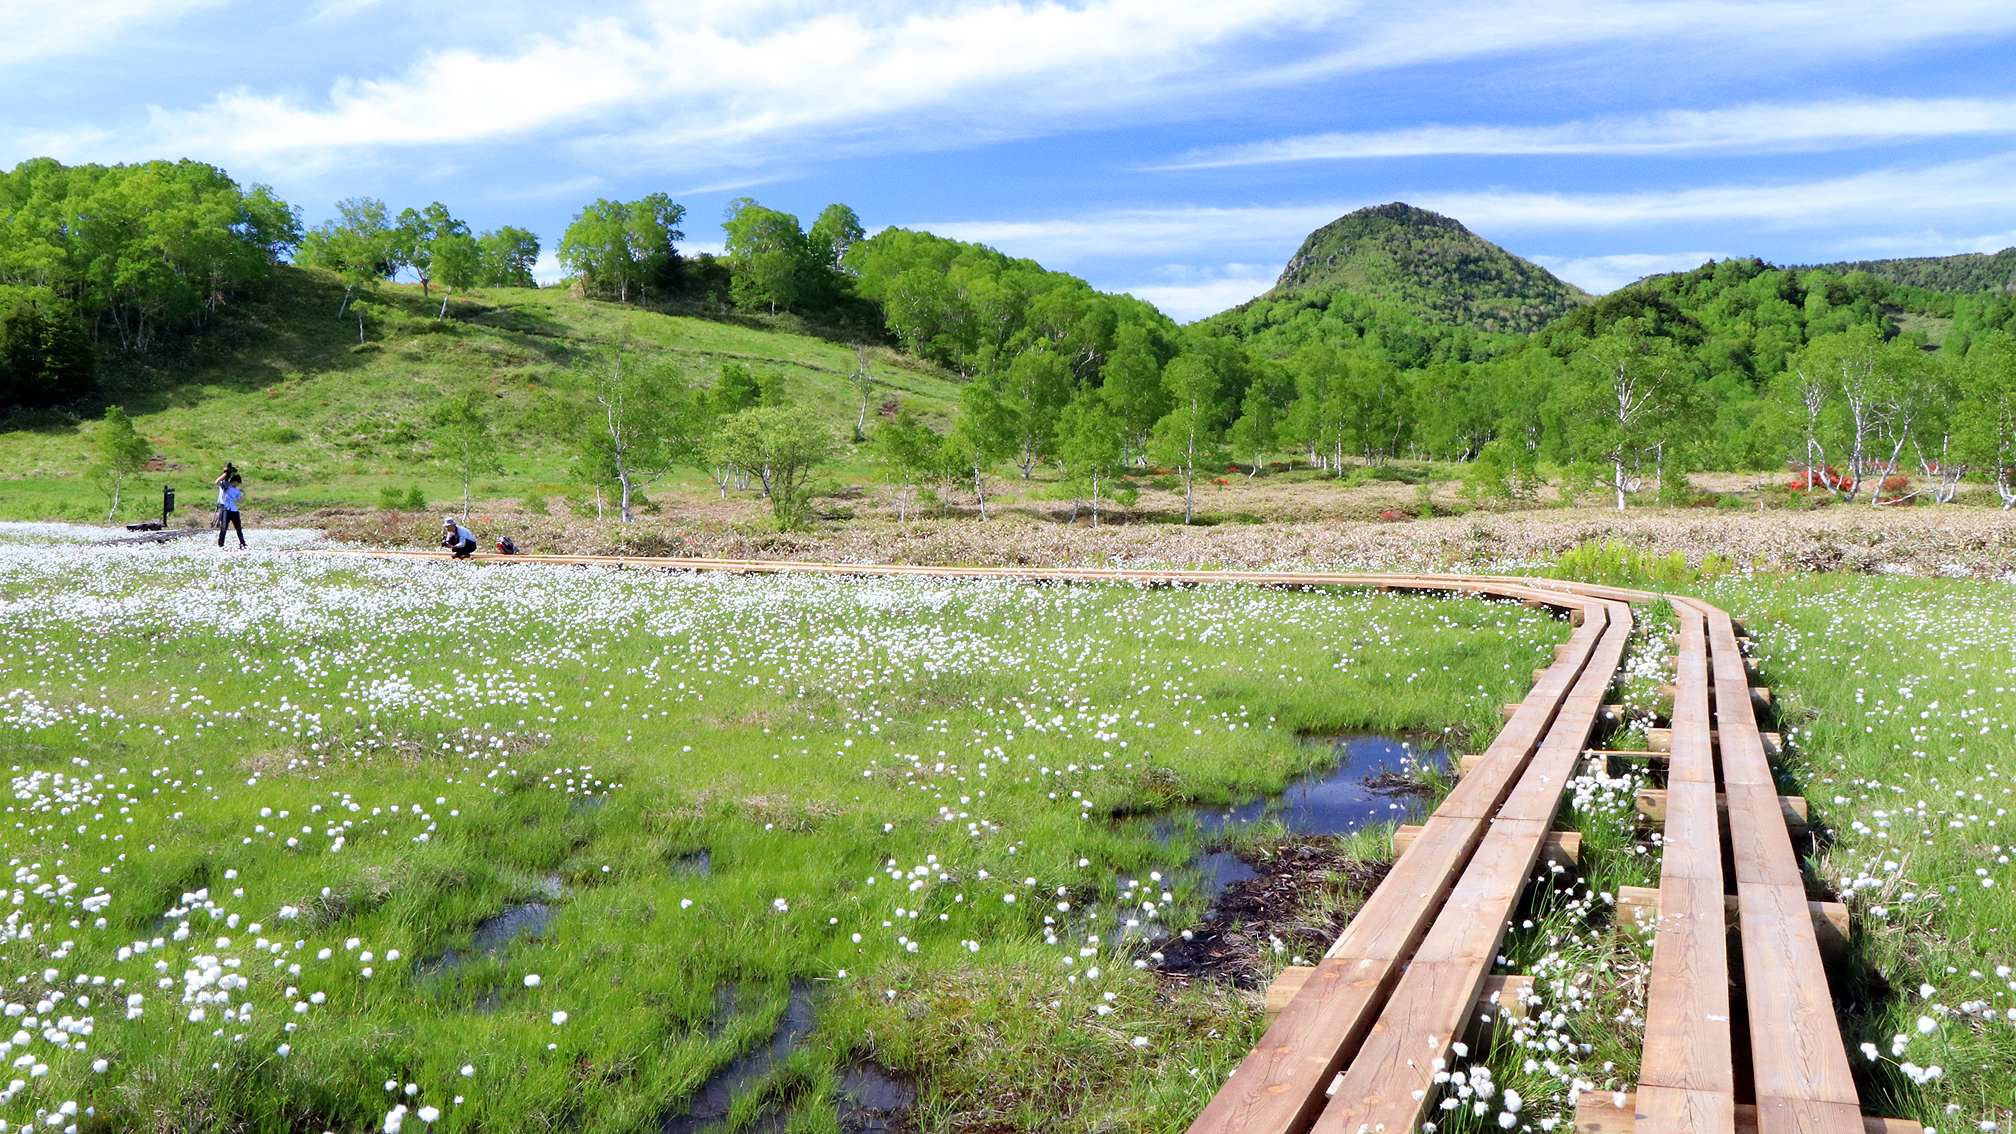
top-left (214, 467), bottom-right (246, 548)
top-left (441, 517), bottom-right (478, 558)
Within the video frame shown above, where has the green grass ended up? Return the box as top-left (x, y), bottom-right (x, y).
top-left (0, 266), bottom-right (961, 524)
top-left (7, 530), bottom-right (2011, 1133)
top-left (0, 545), bottom-right (1568, 1132)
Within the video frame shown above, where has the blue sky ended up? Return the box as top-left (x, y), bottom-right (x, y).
top-left (8, 0), bottom-right (2016, 320)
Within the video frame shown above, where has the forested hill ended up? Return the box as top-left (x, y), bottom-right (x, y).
top-left (1193, 202), bottom-right (1591, 372)
top-left (1796, 247), bottom-right (2016, 294)
top-left (1266, 203), bottom-right (1590, 334)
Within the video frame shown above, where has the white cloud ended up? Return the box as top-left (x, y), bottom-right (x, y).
top-left (146, 0), bottom-right (1323, 166)
top-left (917, 205), bottom-right (1345, 264)
top-left (1815, 229), bottom-right (2016, 259)
top-left (1525, 252), bottom-right (1725, 295)
top-left (1267, 0), bottom-right (2016, 87)
top-left (1418, 153), bottom-right (2016, 232)
top-left (1153, 98), bottom-right (2016, 168)
top-left (0, 0), bottom-right (224, 66)
top-left (1106, 263), bottom-right (1279, 322)
top-left (123, 0), bottom-right (2016, 175)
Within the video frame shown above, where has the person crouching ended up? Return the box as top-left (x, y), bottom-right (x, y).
top-left (441, 517), bottom-right (478, 558)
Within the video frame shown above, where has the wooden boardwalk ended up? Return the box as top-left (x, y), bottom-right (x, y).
top-left (303, 549), bottom-right (1908, 1134)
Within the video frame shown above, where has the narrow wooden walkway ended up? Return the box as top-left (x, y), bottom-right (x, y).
top-left (302, 550), bottom-right (1909, 1134)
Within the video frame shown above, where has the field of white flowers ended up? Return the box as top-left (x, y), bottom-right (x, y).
top-left (0, 534), bottom-right (1577, 1133)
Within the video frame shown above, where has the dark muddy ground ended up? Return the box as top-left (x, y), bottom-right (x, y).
top-left (1151, 836), bottom-right (1390, 989)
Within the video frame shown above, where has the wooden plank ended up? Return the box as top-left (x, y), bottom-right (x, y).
top-left (1631, 788), bottom-right (1809, 838)
top-left (1753, 1098), bottom-right (1876, 1134)
top-left (1392, 824), bottom-right (1580, 867)
top-left (1613, 885), bottom-right (1848, 964)
top-left (1633, 1084), bottom-right (1737, 1134)
top-left (1408, 818), bottom-right (1548, 965)
top-left (1185, 956), bottom-right (1395, 1134)
top-left (1305, 961), bottom-right (1493, 1134)
top-left (1647, 782), bottom-right (1726, 880)
top-left (1723, 780), bottom-right (1807, 891)
top-left (1644, 727), bottom-right (1783, 756)
top-left (1738, 882), bottom-right (1861, 1110)
top-left (1577, 1093), bottom-right (1923, 1134)
top-left (1263, 968), bottom-right (1532, 1029)
top-left (1637, 876), bottom-right (1733, 1094)
top-left (1325, 813), bottom-right (1482, 962)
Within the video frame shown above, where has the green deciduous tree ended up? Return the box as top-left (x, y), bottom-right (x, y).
top-left (0, 295), bottom-right (92, 409)
top-left (431, 229), bottom-right (481, 318)
top-left (709, 406), bottom-right (840, 529)
top-left (1556, 325), bottom-right (1695, 509)
top-left (393, 202), bottom-right (467, 298)
top-left (297, 197), bottom-right (396, 317)
top-left (1957, 331), bottom-right (2016, 510)
top-left (1151, 351), bottom-right (1229, 524)
top-left (1, 158), bottom-right (295, 353)
top-left (723, 199), bottom-right (814, 315)
top-left (1056, 392), bottom-right (1128, 525)
top-left (90, 405), bottom-right (151, 519)
top-left (477, 227), bottom-right (541, 288)
top-left (1225, 377), bottom-right (1279, 477)
top-left (557, 196), bottom-right (685, 303)
top-left (966, 349), bottom-right (1072, 478)
top-left (872, 408), bottom-right (940, 521)
top-left (808, 204), bottom-right (865, 271)
top-left (553, 348), bottom-right (700, 522)
top-left (1099, 321), bottom-right (1173, 467)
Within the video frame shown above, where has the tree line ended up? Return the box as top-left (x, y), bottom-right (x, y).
top-left (0, 158), bottom-right (299, 406)
top-left (11, 158), bottom-right (2015, 517)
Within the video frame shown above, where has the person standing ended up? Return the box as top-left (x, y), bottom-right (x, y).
top-left (441, 517), bottom-right (478, 558)
top-left (214, 465), bottom-right (246, 548)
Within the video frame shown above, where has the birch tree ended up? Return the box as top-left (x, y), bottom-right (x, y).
top-left (1957, 330), bottom-right (2016, 510)
top-left (564, 350), bottom-right (698, 522)
top-left (1562, 326), bottom-right (1692, 510)
top-left (1150, 352), bottom-right (1226, 524)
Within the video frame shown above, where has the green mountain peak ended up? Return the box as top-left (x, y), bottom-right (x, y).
top-left (1264, 202), bottom-right (1591, 333)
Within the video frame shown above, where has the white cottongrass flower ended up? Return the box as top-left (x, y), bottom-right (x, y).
top-left (551, 1010), bottom-right (568, 1025)
top-left (524, 974), bottom-right (541, 988)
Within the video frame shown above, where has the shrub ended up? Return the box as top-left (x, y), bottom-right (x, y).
top-left (402, 486), bottom-right (427, 511)
top-left (376, 486), bottom-right (404, 511)
top-left (520, 494), bottom-right (550, 515)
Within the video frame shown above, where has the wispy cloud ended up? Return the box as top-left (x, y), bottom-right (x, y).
top-left (1107, 263), bottom-right (1280, 322)
top-left (1525, 252), bottom-right (1725, 295)
top-left (0, 0), bottom-right (225, 66)
top-left (145, 0), bottom-right (1322, 167)
top-left (1420, 154), bottom-right (2016, 232)
top-left (1153, 98), bottom-right (2016, 168)
top-left (916, 205), bottom-right (1346, 264)
top-left (113, 0), bottom-right (2016, 176)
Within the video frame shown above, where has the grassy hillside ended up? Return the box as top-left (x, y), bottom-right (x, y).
top-left (0, 266), bottom-right (963, 523)
top-left (1264, 202), bottom-right (1590, 334)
